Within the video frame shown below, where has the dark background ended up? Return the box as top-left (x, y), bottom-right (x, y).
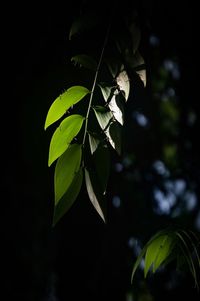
top-left (2, 1), bottom-right (200, 300)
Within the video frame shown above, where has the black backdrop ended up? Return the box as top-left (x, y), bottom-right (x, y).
top-left (1, 1), bottom-right (200, 300)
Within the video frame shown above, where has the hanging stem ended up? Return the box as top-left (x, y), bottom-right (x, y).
top-left (82, 22), bottom-right (111, 147)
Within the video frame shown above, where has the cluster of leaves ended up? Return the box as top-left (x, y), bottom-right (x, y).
top-left (44, 8), bottom-right (146, 226)
top-left (131, 228), bottom-right (200, 289)
top-left (44, 4), bottom-right (200, 289)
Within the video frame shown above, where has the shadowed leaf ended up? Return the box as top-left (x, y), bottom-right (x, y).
top-left (71, 54), bottom-right (97, 71)
top-left (106, 121), bottom-right (122, 155)
top-left (93, 143), bottom-right (110, 194)
top-left (69, 12), bottom-right (100, 40)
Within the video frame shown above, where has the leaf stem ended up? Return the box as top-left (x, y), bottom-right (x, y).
top-left (82, 22), bottom-right (111, 147)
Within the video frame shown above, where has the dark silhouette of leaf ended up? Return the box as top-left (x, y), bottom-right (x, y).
top-left (71, 54), bottom-right (97, 71)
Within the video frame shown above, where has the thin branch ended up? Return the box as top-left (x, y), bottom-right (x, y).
top-left (82, 21), bottom-right (112, 147)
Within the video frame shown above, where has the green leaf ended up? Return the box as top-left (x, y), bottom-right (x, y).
top-left (48, 114), bottom-right (84, 166)
top-left (105, 121), bottom-right (122, 155)
top-left (84, 168), bottom-right (106, 223)
top-left (88, 132), bottom-right (101, 154)
top-left (54, 143), bottom-right (82, 203)
top-left (144, 235), bottom-right (168, 277)
top-left (116, 70), bottom-right (130, 101)
top-left (153, 235), bottom-right (175, 272)
top-left (131, 244), bottom-right (148, 283)
top-left (93, 143), bottom-right (110, 194)
top-left (44, 86), bottom-right (89, 130)
top-left (53, 168), bottom-right (83, 226)
top-left (93, 106), bottom-right (113, 131)
top-left (131, 229), bottom-right (170, 283)
top-left (71, 54), bottom-right (97, 71)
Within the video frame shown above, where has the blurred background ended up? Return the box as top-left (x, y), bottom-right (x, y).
top-left (2, 0), bottom-right (200, 300)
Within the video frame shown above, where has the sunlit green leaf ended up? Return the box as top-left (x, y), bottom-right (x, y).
top-left (93, 106), bottom-right (113, 131)
top-left (53, 168), bottom-right (83, 226)
top-left (54, 143), bottom-right (82, 203)
top-left (116, 70), bottom-right (130, 101)
top-left (84, 168), bottom-right (106, 222)
top-left (131, 228), bottom-right (200, 289)
top-left (131, 229), bottom-right (171, 283)
top-left (48, 114), bottom-right (84, 166)
top-left (144, 235), bottom-right (167, 277)
top-left (45, 86), bottom-right (89, 130)
top-left (153, 235), bottom-right (175, 272)
top-left (71, 54), bottom-right (97, 71)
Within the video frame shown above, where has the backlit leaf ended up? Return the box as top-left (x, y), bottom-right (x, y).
top-left (88, 132), bottom-right (101, 154)
top-left (71, 54), bottom-right (97, 71)
top-left (44, 86), bottom-right (89, 130)
top-left (93, 106), bottom-right (113, 131)
top-left (116, 70), bottom-right (130, 101)
top-left (153, 235), bottom-right (175, 272)
top-left (131, 229), bottom-right (171, 283)
top-left (53, 168), bottom-right (83, 226)
top-left (85, 168), bottom-right (106, 222)
top-left (144, 235), bottom-right (167, 277)
top-left (98, 83), bottom-right (113, 102)
top-left (136, 69), bottom-right (147, 87)
top-left (108, 92), bottom-right (125, 125)
top-left (48, 114), bottom-right (84, 166)
top-left (54, 143), bottom-right (82, 203)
